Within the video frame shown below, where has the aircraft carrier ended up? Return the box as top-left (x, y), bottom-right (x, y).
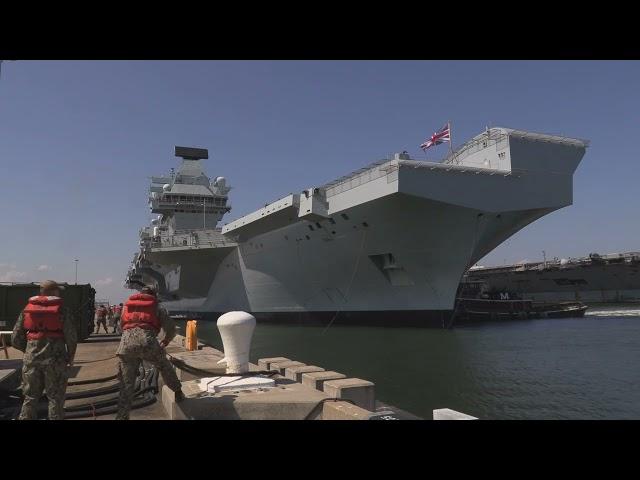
top-left (125, 127), bottom-right (589, 325)
top-left (464, 251), bottom-right (640, 303)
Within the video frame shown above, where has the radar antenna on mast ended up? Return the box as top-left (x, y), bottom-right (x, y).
top-left (175, 146), bottom-right (209, 160)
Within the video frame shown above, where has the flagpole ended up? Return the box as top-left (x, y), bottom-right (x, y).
top-left (448, 120), bottom-right (453, 155)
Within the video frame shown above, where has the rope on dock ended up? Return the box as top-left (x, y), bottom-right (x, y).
top-left (73, 355), bottom-right (118, 364)
top-left (166, 352), bottom-right (278, 378)
top-left (322, 228), bottom-right (368, 335)
top-left (0, 367), bottom-right (159, 419)
top-left (68, 373), bottom-right (118, 386)
top-left (63, 368), bottom-right (159, 419)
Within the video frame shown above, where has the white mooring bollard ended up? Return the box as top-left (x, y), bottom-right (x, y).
top-left (216, 311), bottom-right (256, 374)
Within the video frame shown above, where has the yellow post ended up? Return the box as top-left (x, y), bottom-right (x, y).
top-left (186, 320), bottom-right (198, 351)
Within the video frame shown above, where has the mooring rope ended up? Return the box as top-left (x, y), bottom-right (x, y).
top-left (322, 228), bottom-right (368, 335)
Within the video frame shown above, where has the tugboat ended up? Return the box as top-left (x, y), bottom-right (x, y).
top-left (453, 280), bottom-right (588, 323)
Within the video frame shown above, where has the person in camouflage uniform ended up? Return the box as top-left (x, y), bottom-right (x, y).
top-left (115, 286), bottom-right (184, 420)
top-left (113, 303), bottom-right (123, 334)
top-left (11, 280), bottom-right (77, 420)
top-left (95, 305), bottom-right (109, 334)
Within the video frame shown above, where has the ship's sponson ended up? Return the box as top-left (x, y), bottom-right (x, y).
top-left (222, 127), bottom-right (588, 243)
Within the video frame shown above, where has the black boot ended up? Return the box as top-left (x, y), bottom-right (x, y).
top-left (175, 390), bottom-right (186, 402)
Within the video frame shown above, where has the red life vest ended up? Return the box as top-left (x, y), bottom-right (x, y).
top-left (122, 293), bottom-right (160, 333)
top-left (23, 296), bottom-right (65, 340)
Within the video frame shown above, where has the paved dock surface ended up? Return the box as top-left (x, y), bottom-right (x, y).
top-left (2, 331), bottom-right (423, 420)
top-left (1, 332), bottom-right (169, 420)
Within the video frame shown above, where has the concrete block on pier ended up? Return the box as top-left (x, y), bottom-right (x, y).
top-left (257, 357), bottom-right (290, 371)
top-left (323, 378), bottom-right (375, 411)
top-left (433, 408), bottom-right (478, 420)
top-left (162, 385), bottom-right (187, 420)
top-left (322, 400), bottom-right (373, 420)
top-left (169, 350), bottom-right (227, 381)
top-left (270, 360), bottom-right (305, 375)
top-left (169, 378), bottom-right (329, 420)
top-left (302, 371), bottom-right (346, 391)
top-left (285, 365), bottom-right (325, 383)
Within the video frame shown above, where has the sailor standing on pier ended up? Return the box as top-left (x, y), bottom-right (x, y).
top-left (11, 280), bottom-right (77, 420)
top-left (113, 303), bottom-right (123, 334)
top-left (95, 305), bottom-right (108, 334)
top-left (115, 286), bottom-right (184, 419)
top-left (106, 306), bottom-right (115, 332)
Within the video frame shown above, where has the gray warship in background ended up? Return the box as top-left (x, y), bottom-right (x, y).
top-left (463, 251), bottom-right (640, 303)
top-left (125, 127), bottom-right (589, 325)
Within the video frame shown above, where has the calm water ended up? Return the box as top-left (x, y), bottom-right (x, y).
top-left (177, 304), bottom-right (640, 420)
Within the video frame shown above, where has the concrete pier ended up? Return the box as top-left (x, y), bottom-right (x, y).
top-left (1, 330), bottom-right (424, 420)
top-left (162, 338), bottom-right (369, 420)
top-left (160, 334), bottom-right (425, 420)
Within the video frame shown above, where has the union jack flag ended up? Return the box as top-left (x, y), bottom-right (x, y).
top-left (420, 123), bottom-right (451, 151)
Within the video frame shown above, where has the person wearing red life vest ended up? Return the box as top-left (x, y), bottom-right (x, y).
top-left (95, 304), bottom-right (109, 334)
top-left (11, 280), bottom-right (77, 420)
top-left (115, 285), bottom-right (184, 419)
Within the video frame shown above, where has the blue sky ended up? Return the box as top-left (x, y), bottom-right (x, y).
top-left (1, 61), bottom-right (638, 302)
